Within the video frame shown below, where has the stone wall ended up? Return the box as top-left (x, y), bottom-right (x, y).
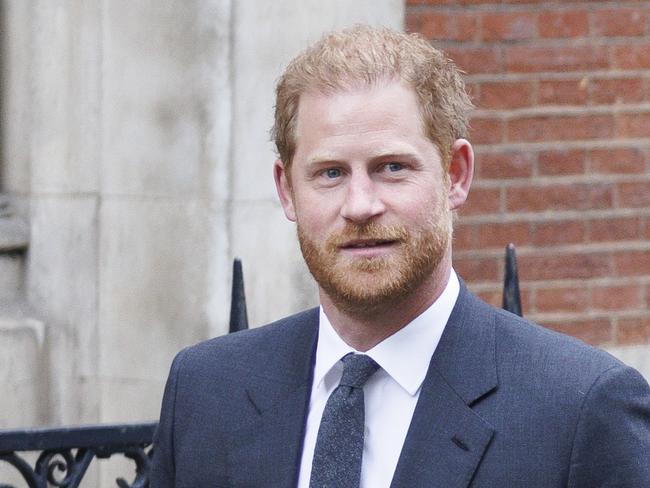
top-left (0, 1), bottom-right (403, 485)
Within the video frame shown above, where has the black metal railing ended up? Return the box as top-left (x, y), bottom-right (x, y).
top-left (0, 248), bottom-right (521, 487)
top-left (0, 423), bottom-right (157, 488)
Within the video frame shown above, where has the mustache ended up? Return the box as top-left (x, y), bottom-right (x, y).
top-left (325, 223), bottom-right (409, 249)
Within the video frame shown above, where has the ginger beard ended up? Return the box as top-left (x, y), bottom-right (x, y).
top-left (297, 194), bottom-right (453, 317)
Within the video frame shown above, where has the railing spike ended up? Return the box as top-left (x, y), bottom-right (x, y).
top-left (229, 258), bottom-right (249, 333)
top-left (502, 243), bottom-right (523, 317)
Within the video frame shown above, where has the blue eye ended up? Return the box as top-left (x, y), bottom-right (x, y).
top-left (386, 162), bottom-right (403, 172)
top-left (325, 168), bottom-right (341, 179)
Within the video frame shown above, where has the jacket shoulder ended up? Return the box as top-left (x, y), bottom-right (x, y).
top-left (491, 301), bottom-right (623, 377)
top-left (172, 307), bottom-right (319, 378)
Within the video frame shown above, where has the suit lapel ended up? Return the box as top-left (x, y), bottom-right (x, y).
top-left (226, 309), bottom-right (319, 488)
top-left (391, 283), bottom-right (498, 488)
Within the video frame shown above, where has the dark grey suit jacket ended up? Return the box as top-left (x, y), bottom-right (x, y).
top-left (151, 282), bottom-right (650, 487)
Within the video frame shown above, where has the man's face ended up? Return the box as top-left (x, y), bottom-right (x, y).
top-left (275, 81), bottom-right (461, 316)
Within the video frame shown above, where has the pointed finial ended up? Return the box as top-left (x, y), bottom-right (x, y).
top-left (502, 243), bottom-right (523, 317)
top-left (229, 258), bottom-right (249, 333)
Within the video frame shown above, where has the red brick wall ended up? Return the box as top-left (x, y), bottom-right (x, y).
top-left (406, 1), bottom-right (650, 346)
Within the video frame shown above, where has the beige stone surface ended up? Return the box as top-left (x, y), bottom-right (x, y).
top-left (30, 0), bottom-right (101, 194)
top-left (101, 0), bottom-right (231, 198)
top-left (28, 196), bottom-right (99, 375)
top-left (0, 0), bottom-right (31, 194)
top-left (99, 377), bottom-right (166, 423)
top-left (0, 254), bottom-right (24, 304)
top-left (98, 198), bottom-right (222, 380)
top-left (25, 196), bottom-right (99, 425)
top-left (0, 317), bottom-right (46, 428)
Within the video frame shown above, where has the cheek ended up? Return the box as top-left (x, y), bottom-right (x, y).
top-left (386, 188), bottom-right (438, 215)
top-left (294, 200), bottom-right (334, 238)
top-left (295, 190), bottom-right (341, 219)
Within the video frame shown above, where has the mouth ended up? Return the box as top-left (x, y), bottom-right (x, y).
top-left (338, 239), bottom-right (400, 257)
top-left (340, 239), bottom-right (397, 249)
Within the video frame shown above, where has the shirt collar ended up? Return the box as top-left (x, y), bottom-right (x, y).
top-left (314, 269), bottom-right (460, 396)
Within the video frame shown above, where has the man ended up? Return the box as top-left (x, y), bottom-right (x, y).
top-left (151, 25), bottom-right (650, 487)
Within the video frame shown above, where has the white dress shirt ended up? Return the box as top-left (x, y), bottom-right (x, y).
top-left (297, 270), bottom-right (460, 488)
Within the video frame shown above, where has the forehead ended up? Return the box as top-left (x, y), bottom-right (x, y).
top-left (293, 81), bottom-right (431, 160)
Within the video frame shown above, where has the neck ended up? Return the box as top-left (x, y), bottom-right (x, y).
top-left (320, 260), bottom-right (452, 352)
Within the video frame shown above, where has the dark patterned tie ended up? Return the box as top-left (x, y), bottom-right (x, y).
top-left (309, 353), bottom-right (380, 488)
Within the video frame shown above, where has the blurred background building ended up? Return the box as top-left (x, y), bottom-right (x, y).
top-left (405, 0), bottom-right (650, 374)
top-left (1, 0), bottom-right (649, 476)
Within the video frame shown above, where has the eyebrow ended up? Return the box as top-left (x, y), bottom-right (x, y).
top-left (371, 152), bottom-right (420, 161)
top-left (306, 153), bottom-right (338, 164)
top-left (305, 150), bottom-right (420, 167)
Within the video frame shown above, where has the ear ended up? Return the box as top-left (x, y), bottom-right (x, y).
top-left (447, 139), bottom-right (474, 211)
top-left (273, 159), bottom-right (297, 221)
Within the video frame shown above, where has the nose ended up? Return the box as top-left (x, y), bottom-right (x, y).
top-left (339, 173), bottom-right (386, 223)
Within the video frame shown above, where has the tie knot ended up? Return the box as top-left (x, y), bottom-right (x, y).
top-left (339, 354), bottom-right (379, 388)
